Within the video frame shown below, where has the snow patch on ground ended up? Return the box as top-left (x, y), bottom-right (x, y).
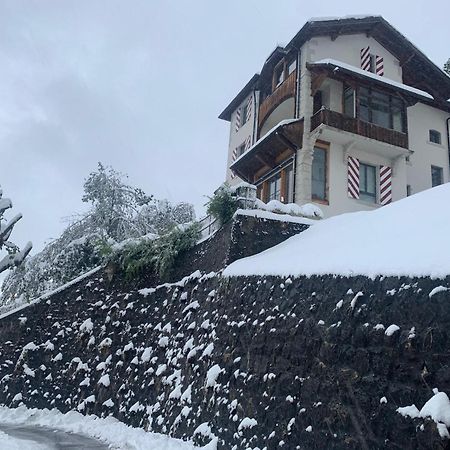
top-left (224, 184), bottom-right (450, 279)
top-left (0, 406), bottom-right (216, 450)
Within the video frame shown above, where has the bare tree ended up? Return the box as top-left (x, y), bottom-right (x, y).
top-left (0, 188), bottom-right (32, 274)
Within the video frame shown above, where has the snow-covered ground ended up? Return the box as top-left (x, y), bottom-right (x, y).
top-left (0, 406), bottom-right (217, 450)
top-left (224, 184), bottom-right (450, 279)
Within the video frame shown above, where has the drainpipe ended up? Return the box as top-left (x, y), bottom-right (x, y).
top-left (252, 89), bottom-right (258, 144)
top-left (295, 50), bottom-right (302, 118)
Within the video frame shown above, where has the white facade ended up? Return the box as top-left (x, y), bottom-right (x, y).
top-left (225, 92), bottom-right (258, 185)
top-left (221, 17), bottom-right (450, 218)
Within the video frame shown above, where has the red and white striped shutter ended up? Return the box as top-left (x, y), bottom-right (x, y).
top-left (360, 46), bottom-right (371, 72)
top-left (245, 135), bottom-right (251, 150)
top-left (235, 108), bottom-right (241, 133)
top-left (230, 147), bottom-right (238, 179)
top-left (379, 165), bottom-right (392, 205)
top-left (348, 156), bottom-right (360, 199)
top-left (375, 55), bottom-right (384, 76)
top-left (246, 96), bottom-right (252, 123)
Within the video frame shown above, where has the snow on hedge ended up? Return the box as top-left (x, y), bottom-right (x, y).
top-left (224, 184), bottom-right (450, 279)
top-left (0, 406), bottom-right (217, 450)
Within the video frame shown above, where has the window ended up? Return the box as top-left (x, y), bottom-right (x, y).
top-left (406, 185), bottom-right (412, 197)
top-left (267, 173), bottom-right (281, 201)
top-left (313, 91), bottom-right (323, 114)
top-left (312, 147), bottom-right (327, 201)
top-left (358, 87), bottom-right (406, 132)
top-left (359, 163), bottom-right (377, 203)
top-left (429, 129), bottom-right (442, 145)
top-left (236, 143), bottom-right (246, 157)
top-left (431, 166), bottom-right (443, 187)
top-left (287, 58), bottom-right (297, 75)
top-left (274, 63), bottom-right (285, 89)
top-left (343, 85), bottom-right (355, 118)
top-left (241, 104), bottom-right (249, 126)
top-left (369, 54), bottom-right (376, 73)
top-left (283, 165), bottom-right (294, 203)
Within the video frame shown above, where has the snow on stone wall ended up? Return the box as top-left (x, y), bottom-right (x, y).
top-left (0, 264), bottom-right (449, 448)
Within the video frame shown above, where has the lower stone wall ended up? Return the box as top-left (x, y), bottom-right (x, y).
top-left (0, 268), bottom-right (449, 449)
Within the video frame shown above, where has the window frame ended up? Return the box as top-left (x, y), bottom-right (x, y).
top-left (236, 143), bottom-right (246, 158)
top-left (431, 165), bottom-right (444, 187)
top-left (357, 86), bottom-right (406, 133)
top-left (311, 142), bottom-right (329, 203)
top-left (359, 162), bottom-right (377, 204)
top-left (429, 129), bottom-right (442, 145)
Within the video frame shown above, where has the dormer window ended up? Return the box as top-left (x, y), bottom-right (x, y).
top-left (429, 129), bottom-right (441, 144)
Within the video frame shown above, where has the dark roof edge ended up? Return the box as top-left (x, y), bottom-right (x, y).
top-left (218, 74), bottom-right (260, 121)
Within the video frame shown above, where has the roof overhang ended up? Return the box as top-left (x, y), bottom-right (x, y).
top-left (285, 16), bottom-right (450, 103)
top-left (230, 118), bottom-right (304, 182)
top-left (307, 59), bottom-right (433, 104)
top-left (219, 74), bottom-right (260, 121)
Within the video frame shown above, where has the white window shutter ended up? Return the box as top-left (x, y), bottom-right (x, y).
top-left (348, 156), bottom-right (360, 199)
top-left (379, 165), bottom-right (392, 205)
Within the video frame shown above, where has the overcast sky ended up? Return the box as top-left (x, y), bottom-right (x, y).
top-left (0, 0), bottom-right (448, 254)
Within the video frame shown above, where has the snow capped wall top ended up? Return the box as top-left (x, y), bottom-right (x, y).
top-left (224, 183), bottom-right (450, 279)
top-left (309, 59), bottom-right (433, 100)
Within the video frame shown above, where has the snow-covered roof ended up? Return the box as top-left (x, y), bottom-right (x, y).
top-left (307, 15), bottom-right (381, 23)
top-left (224, 183), bottom-right (450, 279)
top-left (310, 59), bottom-right (434, 100)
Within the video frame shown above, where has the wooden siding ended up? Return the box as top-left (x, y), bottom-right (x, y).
top-left (310, 109), bottom-right (409, 149)
top-left (258, 70), bottom-right (297, 129)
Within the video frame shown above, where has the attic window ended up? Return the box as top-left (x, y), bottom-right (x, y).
top-left (429, 129), bottom-right (441, 145)
top-left (288, 58), bottom-right (297, 75)
top-left (274, 63), bottom-right (285, 89)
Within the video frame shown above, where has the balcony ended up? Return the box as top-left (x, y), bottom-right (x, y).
top-left (258, 70), bottom-right (297, 129)
top-left (311, 108), bottom-right (409, 149)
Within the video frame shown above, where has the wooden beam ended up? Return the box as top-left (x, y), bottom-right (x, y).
top-left (255, 153), bottom-right (276, 169)
top-left (280, 168), bottom-right (287, 203)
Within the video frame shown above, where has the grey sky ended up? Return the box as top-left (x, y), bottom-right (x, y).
top-left (0, 0), bottom-right (448, 254)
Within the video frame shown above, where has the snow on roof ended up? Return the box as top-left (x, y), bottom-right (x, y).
top-left (231, 118), bottom-right (301, 168)
top-left (224, 183), bottom-right (450, 279)
top-left (311, 58), bottom-right (434, 100)
top-left (307, 15), bottom-right (380, 23)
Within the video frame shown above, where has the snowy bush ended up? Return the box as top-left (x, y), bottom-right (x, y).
top-left (113, 222), bottom-right (200, 280)
top-left (0, 187), bottom-right (32, 275)
top-left (206, 184), bottom-right (238, 226)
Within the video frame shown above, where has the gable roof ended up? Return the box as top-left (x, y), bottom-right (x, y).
top-left (286, 16), bottom-right (450, 102)
top-left (218, 74), bottom-right (259, 121)
top-left (219, 16), bottom-right (450, 121)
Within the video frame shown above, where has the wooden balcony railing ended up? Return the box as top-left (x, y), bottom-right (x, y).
top-left (258, 70), bottom-right (297, 128)
top-left (310, 109), bottom-right (409, 149)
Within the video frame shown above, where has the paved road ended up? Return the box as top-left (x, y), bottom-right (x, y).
top-left (0, 424), bottom-right (110, 449)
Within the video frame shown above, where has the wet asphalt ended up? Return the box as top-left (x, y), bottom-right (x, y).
top-left (0, 424), bottom-right (110, 449)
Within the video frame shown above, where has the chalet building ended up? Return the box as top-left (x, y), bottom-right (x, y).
top-left (219, 16), bottom-right (450, 217)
